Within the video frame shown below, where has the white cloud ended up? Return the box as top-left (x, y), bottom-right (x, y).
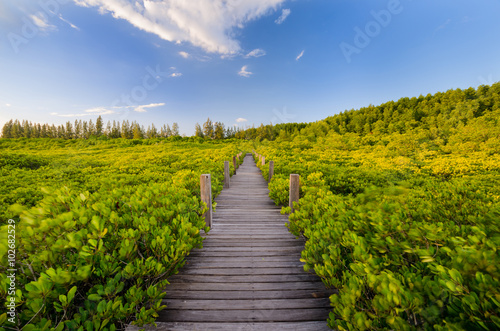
top-left (50, 103), bottom-right (165, 117)
top-left (179, 51), bottom-right (190, 58)
top-left (245, 48), bottom-right (266, 58)
top-left (170, 72), bottom-right (182, 77)
top-left (133, 102), bottom-right (165, 113)
top-left (58, 14), bottom-right (81, 30)
top-left (238, 65), bottom-right (252, 77)
top-left (51, 107), bottom-right (116, 117)
top-left (84, 107), bottom-right (116, 115)
top-left (30, 13), bottom-right (56, 32)
top-left (296, 49), bottom-right (305, 61)
top-left (236, 118), bottom-right (248, 123)
top-left (275, 8), bottom-right (290, 24)
top-left (74, 0), bottom-right (286, 54)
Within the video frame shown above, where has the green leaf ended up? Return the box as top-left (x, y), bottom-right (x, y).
top-left (88, 294), bottom-right (102, 301)
top-left (67, 286), bottom-right (77, 303)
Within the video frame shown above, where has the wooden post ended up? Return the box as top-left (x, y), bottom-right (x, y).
top-left (224, 161), bottom-right (230, 189)
top-left (289, 174), bottom-right (300, 213)
top-left (269, 161), bottom-right (274, 183)
top-left (261, 156), bottom-right (265, 166)
top-left (200, 174), bottom-right (212, 228)
top-left (233, 156), bottom-right (237, 175)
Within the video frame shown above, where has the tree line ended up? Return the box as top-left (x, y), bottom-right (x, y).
top-left (3, 82), bottom-right (498, 141)
top-left (1, 117), bottom-right (180, 139)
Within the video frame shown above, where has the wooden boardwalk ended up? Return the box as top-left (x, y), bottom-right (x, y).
top-left (129, 154), bottom-right (332, 330)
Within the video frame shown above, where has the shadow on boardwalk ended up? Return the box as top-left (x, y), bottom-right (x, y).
top-left (128, 154), bottom-right (333, 330)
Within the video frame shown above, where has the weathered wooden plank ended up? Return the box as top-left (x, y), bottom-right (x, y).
top-left (157, 308), bottom-right (332, 323)
top-left (127, 321), bottom-right (330, 331)
top-left (193, 246), bottom-right (303, 252)
top-left (166, 281), bottom-right (325, 292)
top-left (175, 261), bottom-right (304, 268)
top-left (167, 274), bottom-right (320, 283)
top-left (165, 289), bottom-right (332, 300)
top-left (189, 250), bottom-right (305, 257)
top-left (201, 241), bottom-right (302, 247)
top-left (184, 256), bottom-right (302, 263)
top-left (179, 267), bottom-right (309, 276)
top-left (162, 298), bottom-right (331, 310)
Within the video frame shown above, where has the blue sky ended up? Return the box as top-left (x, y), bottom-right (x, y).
top-left (1, 0), bottom-right (499, 135)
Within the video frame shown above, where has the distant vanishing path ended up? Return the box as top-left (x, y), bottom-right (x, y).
top-left (129, 154), bottom-right (332, 330)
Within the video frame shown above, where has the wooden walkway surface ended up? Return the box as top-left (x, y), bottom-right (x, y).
top-left (129, 154), bottom-right (332, 330)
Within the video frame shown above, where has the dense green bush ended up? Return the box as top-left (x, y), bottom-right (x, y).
top-left (289, 180), bottom-right (499, 330)
top-left (0, 181), bottom-right (206, 330)
top-left (0, 139), bottom-right (248, 330)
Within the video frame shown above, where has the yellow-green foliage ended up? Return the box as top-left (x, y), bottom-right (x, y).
top-left (0, 138), bottom-right (248, 330)
top-left (255, 86), bottom-right (500, 330)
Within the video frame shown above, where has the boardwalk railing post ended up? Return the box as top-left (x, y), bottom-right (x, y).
top-left (261, 156), bottom-right (265, 166)
top-left (289, 174), bottom-right (300, 213)
top-left (233, 156), bottom-right (237, 175)
top-left (200, 174), bottom-right (212, 228)
top-left (269, 161), bottom-right (274, 183)
top-left (224, 161), bottom-right (230, 189)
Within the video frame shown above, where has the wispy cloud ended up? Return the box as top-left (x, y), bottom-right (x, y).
top-left (236, 118), bottom-right (248, 123)
top-left (50, 103), bottom-right (165, 117)
top-left (30, 13), bottom-right (56, 32)
top-left (75, 0), bottom-right (286, 55)
top-left (179, 51), bottom-right (190, 58)
top-left (170, 72), bottom-right (182, 77)
top-left (51, 107), bottom-right (116, 117)
top-left (296, 50), bottom-right (305, 61)
top-left (245, 48), bottom-right (266, 58)
top-left (58, 14), bottom-right (80, 31)
top-left (238, 65), bottom-right (253, 77)
top-left (133, 103), bottom-right (165, 113)
top-left (275, 8), bottom-right (291, 24)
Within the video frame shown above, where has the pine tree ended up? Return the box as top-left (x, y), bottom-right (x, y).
top-left (74, 120), bottom-right (81, 138)
top-left (132, 122), bottom-right (143, 139)
top-left (105, 120), bottom-right (111, 137)
top-left (82, 121), bottom-right (88, 139)
top-left (214, 122), bottom-right (225, 139)
top-left (88, 119), bottom-right (96, 137)
top-left (41, 124), bottom-right (48, 138)
top-left (121, 120), bottom-right (129, 139)
top-left (96, 116), bottom-right (103, 136)
top-left (165, 124), bottom-right (172, 137)
top-left (171, 123), bottom-right (179, 136)
top-left (111, 121), bottom-right (120, 138)
top-left (203, 118), bottom-right (214, 139)
top-left (2, 120), bottom-right (13, 138)
top-left (194, 123), bottom-right (204, 137)
top-left (22, 120), bottom-right (30, 138)
top-left (65, 121), bottom-right (73, 139)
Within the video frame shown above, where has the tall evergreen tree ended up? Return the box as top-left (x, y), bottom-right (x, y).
top-left (165, 124), bottom-right (172, 137)
top-left (214, 122), bottom-right (225, 139)
top-left (171, 123), bottom-right (180, 136)
top-left (194, 123), bottom-right (204, 138)
top-left (96, 116), bottom-right (103, 136)
top-left (2, 120), bottom-right (13, 138)
top-left (203, 118), bottom-right (214, 139)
